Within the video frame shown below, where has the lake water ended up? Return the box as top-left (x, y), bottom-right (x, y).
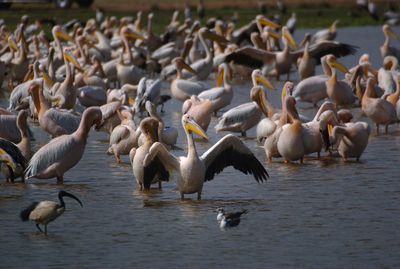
top-left (1, 26), bottom-right (400, 268)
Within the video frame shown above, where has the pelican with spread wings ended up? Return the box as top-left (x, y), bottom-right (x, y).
top-left (142, 115), bottom-right (269, 200)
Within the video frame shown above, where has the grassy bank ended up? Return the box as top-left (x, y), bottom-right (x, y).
top-left (0, 2), bottom-right (388, 36)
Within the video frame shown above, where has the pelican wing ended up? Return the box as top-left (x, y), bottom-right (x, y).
top-left (198, 87), bottom-right (225, 101)
top-left (143, 142), bottom-right (180, 187)
top-left (145, 78), bottom-right (162, 102)
top-left (109, 125), bottom-right (130, 145)
top-left (223, 46), bottom-right (275, 68)
top-left (292, 41), bottom-right (358, 64)
top-left (100, 101), bottom-right (121, 120)
top-left (25, 135), bottom-right (79, 178)
top-left (201, 134), bottom-right (269, 182)
top-left (176, 80), bottom-right (208, 96)
top-left (46, 109), bottom-right (81, 134)
top-left (0, 138), bottom-right (27, 168)
top-left (216, 102), bottom-right (258, 130)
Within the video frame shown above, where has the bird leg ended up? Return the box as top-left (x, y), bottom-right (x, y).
top-left (180, 193), bottom-right (184, 200)
top-left (115, 152), bottom-right (121, 163)
top-left (44, 225), bottom-right (48, 236)
top-left (158, 181), bottom-right (162, 189)
top-left (385, 124), bottom-right (389, 134)
top-left (56, 175), bottom-right (64, 184)
top-left (240, 131), bottom-right (247, 137)
top-left (197, 192), bottom-right (202, 200)
top-left (36, 223), bottom-right (43, 233)
top-left (376, 123), bottom-right (380, 135)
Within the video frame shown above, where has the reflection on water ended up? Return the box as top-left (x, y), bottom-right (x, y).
top-left (1, 26), bottom-right (400, 268)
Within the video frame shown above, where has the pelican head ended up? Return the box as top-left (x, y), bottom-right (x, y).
top-left (140, 117), bottom-right (160, 142)
top-left (256, 15), bottom-right (280, 29)
top-left (382, 24), bottom-right (400, 40)
top-left (329, 20), bottom-right (339, 33)
top-left (383, 55), bottom-right (398, 70)
top-left (199, 27), bottom-right (229, 45)
top-left (173, 57), bottom-right (196, 74)
top-left (182, 114), bottom-right (208, 139)
top-left (282, 81), bottom-right (294, 98)
top-left (282, 26), bottom-right (298, 49)
top-left (52, 25), bottom-right (74, 42)
top-left (251, 86), bottom-right (269, 117)
top-left (63, 49), bottom-right (83, 72)
top-left (216, 63), bottom-right (231, 87)
top-left (121, 26), bottom-right (145, 41)
top-left (326, 55), bottom-right (349, 74)
top-left (251, 69), bottom-right (275, 89)
top-left (0, 149), bottom-right (16, 171)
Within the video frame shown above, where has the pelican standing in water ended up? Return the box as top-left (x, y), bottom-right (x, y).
top-left (215, 70), bottom-right (275, 137)
top-left (25, 107), bottom-right (103, 183)
top-left (20, 190), bottom-right (83, 235)
top-left (142, 115), bottom-right (268, 200)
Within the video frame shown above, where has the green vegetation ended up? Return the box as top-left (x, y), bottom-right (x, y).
top-left (0, 3), bottom-right (385, 36)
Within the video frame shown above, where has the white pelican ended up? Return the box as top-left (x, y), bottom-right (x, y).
top-left (29, 83), bottom-right (80, 138)
top-left (311, 20), bottom-right (339, 44)
top-left (380, 24), bottom-right (400, 60)
top-left (361, 78), bottom-right (397, 134)
top-left (215, 72), bottom-right (274, 136)
top-left (170, 57), bottom-right (208, 102)
top-left (182, 95), bottom-right (214, 132)
top-left (20, 190), bottom-right (83, 235)
top-left (330, 122), bottom-right (370, 161)
top-left (134, 77), bottom-right (163, 113)
top-left (325, 55), bottom-right (355, 107)
top-left (129, 117), bottom-right (168, 190)
top-left (142, 114), bottom-right (269, 200)
top-left (378, 56), bottom-right (398, 94)
top-left (25, 107), bottom-right (102, 184)
top-left (198, 63), bottom-right (233, 115)
top-left (107, 109), bottom-right (138, 163)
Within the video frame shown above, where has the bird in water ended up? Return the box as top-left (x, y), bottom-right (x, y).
top-left (216, 208), bottom-right (248, 229)
top-left (20, 190), bottom-right (83, 235)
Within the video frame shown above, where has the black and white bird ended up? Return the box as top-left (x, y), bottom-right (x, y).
top-left (216, 208), bottom-right (248, 229)
top-left (20, 191), bottom-right (83, 235)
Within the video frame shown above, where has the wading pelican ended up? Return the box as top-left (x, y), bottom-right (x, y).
top-left (170, 57), bottom-right (208, 102)
top-left (20, 190), bottom-right (83, 235)
top-left (142, 115), bottom-right (268, 200)
top-left (130, 117), bottom-right (168, 190)
top-left (361, 78), bottom-right (397, 134)
top-left (198, 63), bottom-right (233, 115)
top-left (25, 107), bottom-right (102, 183)
top-left (182, 95), bottom-right (214, 132)
top-left (325, 55), bottom-right (355, 107)
top-left (215, 72), bottom-right (274, 136)
top-left (330, 122), bottom-right (370, 161)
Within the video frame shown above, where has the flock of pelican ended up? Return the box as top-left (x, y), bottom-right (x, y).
top-left (0, 8), bottom-right (399, 233)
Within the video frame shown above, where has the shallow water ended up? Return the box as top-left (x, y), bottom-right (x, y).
top-left (1, 26), bottom-right (400, 268)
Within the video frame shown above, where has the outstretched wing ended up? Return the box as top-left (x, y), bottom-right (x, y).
top-left (201, 134), bottom-right (269, 182)
top-left (143, 142), bottom-right (180, 186)
top-left (223, 46), bottom-right (276, 68)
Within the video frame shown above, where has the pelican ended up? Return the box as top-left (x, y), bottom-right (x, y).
top-left (25, 107), bottom-right (102, 184)
top-left (225, 27), bottom-right (357, 80)
top-left (29, 83), bottom-right (80, 138)
top-left (325, 55), bottom-right (355, 107)
top-left (198, 63), bottom-right (233, 115)
top-left (142, 114), bottom-right (268, 200)
top-left (145, 101), bottom-right (178, 147)
top-left (380, 24), bottom-right (400, 60)
top-left (378, 56), bottom-right (398, 94)
top-left (134, 77), bottom-right (163, 113)
top-left (0, 139), bottom-right (27, 182)
top-left (330, 122), bottom-right (370, 161)
top-left (311, 20), bottom-right (339, 44)
top-left (182, 95), bottom-right (214, 132)
top-left (170, 57), bottom-right (208, 102)
top-left (215, 73), bottom-right (274, 137)
top-left (361, 78), bottom-right (397, 134)
top-left (20, 190), bottom-right (83, 235)
top-left (385, 73), bottom-right (400, 106)
top-left (129, 117), bottom-right (168, 190)
top-left (107, 109), bottom-right (137, 163)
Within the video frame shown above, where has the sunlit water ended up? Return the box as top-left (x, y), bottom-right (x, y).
top-left (1, 26), bottom-right (400, 268)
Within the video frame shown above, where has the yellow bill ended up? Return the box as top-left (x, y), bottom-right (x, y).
top-left (283, 28), bottom-right (298, 49)
top-left (56, 29), bottom-right (74, 42)
top-left (256, 16), bottom-right (280, 29)
top-left (216, 66), bottom-right (224, 87)
top-left (256, 75), bottom-right (275, 90)
top-left (64, 51), bottom-right (83, 72)
top-left (332, 60), bottom-right (349, 74)
top-left (0, 149), bottom-right (16, 171)
top-left (184, 118), bottom-right (208, 140)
